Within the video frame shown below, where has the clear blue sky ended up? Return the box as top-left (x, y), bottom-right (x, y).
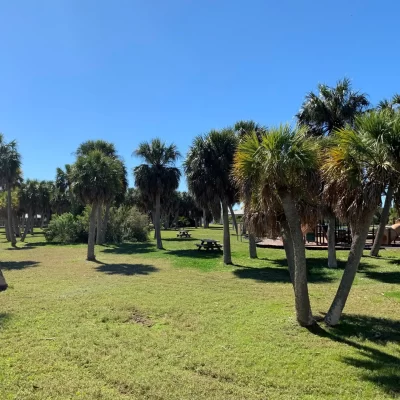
top-left (0, 0), bottom-right (398, 190)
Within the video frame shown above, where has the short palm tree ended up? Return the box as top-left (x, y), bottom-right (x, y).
top-left (322, 111), bottom-right (392, 325)
top-left (297, 78), bottom-right (369, 268)
top-left (0, 137), bottom-right (21, 246)
top-left (133, 139), bottom-right (181, 249)
top-left (185, 129), bottom-right (238, 264)
top-left (70, 150), bottom-right (125, 260)
top-left (233, 125), bottom-right (320, 326)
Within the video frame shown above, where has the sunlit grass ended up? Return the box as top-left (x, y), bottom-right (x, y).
top-left (0, 226), bottom-right (399, 399)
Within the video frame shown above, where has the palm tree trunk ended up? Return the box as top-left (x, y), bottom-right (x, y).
top-left (281, 193), bottom-right (314, 327)
top-left (13, 212), bottom-right (20, 237)
top-left (249, 233), bottom-right (257, 259)
top-left (87, 202), bottom-right (97, 261)
top-left (6, 186), bottom-right (16, 247)
top-left (325, 208), bottom-right (376, 326)
top-left (96, 204), bottom-right (102, 245)
top-left (100, 203), bottom-right (110, 244)
top-left (202, 209), bottom-right (209, 228)
top-left (281, 220), bottom-right (295, 286)
top-left (327, 214), bottom-right (337, 268)
top-left (0, 269), bottom-right (8, 292)
top-left (228, 204), bottom-right (238, 235)
top-left (370, 185), bottom-right (394, 257)
top-left (155, 192), bottom-right (163, 249)
top-left (21, 212), bottom-right (31, 242)
top-left (5, 218), bottom-right (11, 242)
top-left (222, 200), bottom-right (232, 265)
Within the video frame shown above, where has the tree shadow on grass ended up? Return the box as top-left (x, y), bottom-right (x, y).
top-left (101, 242), bottom-right (157, 255)
top-left (164, 249), bottom-right (222, 260)
top-left (309, 315), bottom-right (400, 396)
top-left (233, 266), bottom-right (291, 283)
top-left (0, 313), bottom-right (11, 329)
top-left (359, 270), bottom-right (400, 284)
top-left (0, 261), bottom-right (39, 270)
top-left (162, 238), bottom-right (198, 242)
top-left (95, 263), bottom-right (159, 276)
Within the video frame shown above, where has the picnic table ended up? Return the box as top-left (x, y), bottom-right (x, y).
top-left (196, 239), bottom-right (222, 251)
top-left (177, 230), bottom-right (191, 238)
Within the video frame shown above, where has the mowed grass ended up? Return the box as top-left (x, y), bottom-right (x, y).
top-left (0, 227), bottom-right (399, 399)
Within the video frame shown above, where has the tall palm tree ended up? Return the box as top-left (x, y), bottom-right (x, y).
top-left (70, 150), bottom-right (125, 260)
top-left (322, 111), bottom-right (392, 325)
top-left (0, 137), bottom-right (22, 247)
top-left (185, 129), bottom-right (238, 264)
top-left (20, 179), bottom-right (40, 242)
top-left (297, 78), bottom-right (369, 269)
top-left (370, 96), bottom-right (400, 256)
top-left (133, 139), bottom-right (181, 249)
top-left (233, 125), bottom-right (320, 326)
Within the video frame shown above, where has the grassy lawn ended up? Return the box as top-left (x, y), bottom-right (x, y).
top-left (0, 227), bottom-right (399, 399)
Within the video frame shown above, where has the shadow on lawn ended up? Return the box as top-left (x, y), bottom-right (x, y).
top-left (359, 270), bottom-right (400, 284)
top-left (162, 238), bottom-right (198, 242)
top-left (101, 242), bottom-right (157, 255)
top-left (309, 314), bottom-right (400, 396)
top-left (0, 260), bottom-right (39, 270)
top-left (0, 313), bottom-right (11, 329)
top-left (95, 263), bottom-right (159, 276)
top-left (164, 249), bottom-right (221, 259)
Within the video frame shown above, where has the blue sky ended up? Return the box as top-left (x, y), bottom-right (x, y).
top-left (0, 0), bottom-right (398, 189)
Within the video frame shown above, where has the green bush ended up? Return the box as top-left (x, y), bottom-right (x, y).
top-left (45, 213), bottom-right (82, 243)
top-left (106, 206), bottom-right (149, 243)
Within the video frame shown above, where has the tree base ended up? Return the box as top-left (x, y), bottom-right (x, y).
top-left (0, 284), bottom-right (8, 292)
top-left (86, 256), bottom-right (96, 262)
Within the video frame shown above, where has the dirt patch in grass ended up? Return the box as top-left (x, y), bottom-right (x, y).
top-left (125, 309), bottom-right (153, 327)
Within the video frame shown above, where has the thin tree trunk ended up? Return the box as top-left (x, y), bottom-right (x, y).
top-left (229, 204), bottom-right (238, 235)
top-left (249, 233), bottom-right (257, 259)
top-left (30, 215), bottom-right (35, 235)
top-left (6, 186), bottom-right (16, 247)
top-left (281, 193), bottom-right (314, 327)
top-left (5, 221), bottom-right (11, 242)
top-left (222, 200), bottom-right (232, 264)
top-left (87, 203), bottom-right (97, 261)
top-left (327, 214), bottom-right (337, 268)
top-left (370, 185), bottom-right (394, 257)
top-left (194, 218), bottom-right (198, 228)
top-left (96, 204), bottom-right (102, 245)
top-left (100, 203), bottom-right (110, 244)
top-left (203, 208), bottom-right (209, 228)
top-left (325, 208), bottom-right (376, 326)
top-left (21, 212), bottom-right (31, 242)
top-left (13, 212), bottom-right (20, 237)
top-left (0, 269), bottom-right (8, 292)
top-left (281, 220), bottom-right (295, 286)
top-left (155, 192), bottom-right (163, 249)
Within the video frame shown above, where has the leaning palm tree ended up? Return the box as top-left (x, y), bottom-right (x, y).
top-left (185, 129), bottom-right (238, 264)
top-left (133, 139), bottom-right (181, 249)
top-left (370, 97), bottom-right (400, 256)
top-left (70, 150), bottom-right (125, 260)
top-left (233, 125), bottom-right (320, 327)
top-left (0, 137), bottom-right (22, 247)
top-left (322, 111), bottom-right (392, 325)
top-left (297, 78), bottom-right (369, 268)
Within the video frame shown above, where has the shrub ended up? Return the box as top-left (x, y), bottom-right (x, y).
top-left (107, 206), bottom-right (149, 243)
top-left (45, 213), bottom-right (81, 243)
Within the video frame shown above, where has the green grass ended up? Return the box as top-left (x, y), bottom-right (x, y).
top-left (0, 227), bottom-right (399, 399)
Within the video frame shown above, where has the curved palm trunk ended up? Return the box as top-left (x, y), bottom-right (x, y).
top-left (325, 208), bottom-right (376, 326)
top-left (249, 233), bottom-right (257, 259)
top-left (281, 220), bottom-right (295, 286)
top-left (222, 200), bottom-right (232, 264)
top-left (228, 204), bottom-right (238, 235)
top-left (87, 202), bottom-right (97, 261)
top-left (21, 212), bottom-right (32, 242)
top-left (0, 269), bottom-right (8, 292)
top-left (96, 204), bottom-right (102, 245)
top-left (281, 193), bottom-right (314, 327)
top-left (327, 214), bottom-right (337, 268)
top-left (6, 186), bottom-right (16, 247)
top-left (155, 192), bottom-right (163, 249)
top-left (370, 185), bottom-right (394, 257)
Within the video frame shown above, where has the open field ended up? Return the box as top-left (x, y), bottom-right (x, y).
top-left (0, 227), bottom-right (399, 399)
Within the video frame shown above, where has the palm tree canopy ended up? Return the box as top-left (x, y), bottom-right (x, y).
top-left (76, 140), bottom-right (117, 158)
top-left (0, 138), bottom-right (21, 187)
top-left (133, 139), bottom-right (181, 205)
top-left (71, 150), bottom-right (125, 205)
top-left (297, 78), bottom-right (369, 136)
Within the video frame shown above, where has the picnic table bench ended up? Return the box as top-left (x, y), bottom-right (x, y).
top-left (196, 239), bottom-right (222, 251)
top-left (177, 230), bottom-right (191, 238)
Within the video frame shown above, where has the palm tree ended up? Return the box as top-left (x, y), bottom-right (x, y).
top-left (233, 125), bottom-right (320, 326)
top-left (38, 180), bottom-right (53, 228)
top-left (322, 111), bottom-right (392, 325)
top-left (297, 78), bottom-right (369, 268)
top-left (185, 129), bottom-right (238, 264)
top-left (20, 179), bottom-right (40, 242)
top-left (70, 150), bottom-right (125, 260)
top-left (133, 139), bottom-right (181, 249)
top-left (370, 96), bottom-right (400, 256)
top-left (0, 137), bottom-right (21, 247)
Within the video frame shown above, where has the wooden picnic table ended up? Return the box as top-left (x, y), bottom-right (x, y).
top-left (177, 230), bottom-right (191, 238)
top-left (196, 239), bottom-right (222, 251)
